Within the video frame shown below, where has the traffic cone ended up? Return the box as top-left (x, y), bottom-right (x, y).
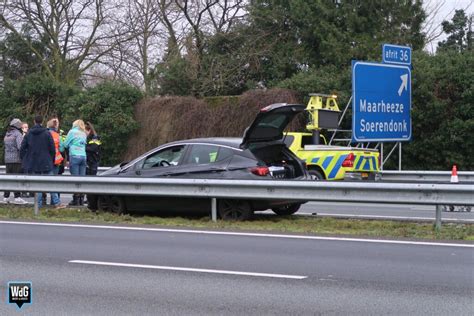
top-left (450, 165), bottom-right (459, 183)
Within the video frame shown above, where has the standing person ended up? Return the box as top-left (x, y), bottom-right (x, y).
top-left (50, 116), bottom-right (67, 175)
top-left (85, 122), bottom-right (101, 176)
top-left (61, 119), bottom-right (87, 206)
top-left (20, 115), bottom-right (65, 209)
top-left (20, 121), bottom-right (33, 198)
top-left (84, 122), bottom-right (101, 205)
top-left (46, 119), bottom-right (65, 206)
top-left (2, 118), bottom-right (28, 204)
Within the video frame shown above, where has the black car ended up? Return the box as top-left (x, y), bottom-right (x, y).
top-left (87, 103), bottom-right (310, 219)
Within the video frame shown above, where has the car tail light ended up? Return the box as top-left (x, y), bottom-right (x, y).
top-left (342, 153), bottom-right (355, 167)
top-left (250, 166), bottom-right (270, 176)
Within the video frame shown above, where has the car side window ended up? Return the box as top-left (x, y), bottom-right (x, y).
top-left (217, 147), bottom-right (234, 161)
top-left (142, 145), bottom-right (186, 169)
top-left (184, 145), bottom-right (234, 165)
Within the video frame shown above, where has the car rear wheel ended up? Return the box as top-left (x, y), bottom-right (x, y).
top-left (110, 196), bottom-right (126, 214)
top-left (272, 203), bottom-right (301, 216)
top-left (218, 199), bottom-right (252, 220)
top-left (309, 170), bottom-right (324, 180)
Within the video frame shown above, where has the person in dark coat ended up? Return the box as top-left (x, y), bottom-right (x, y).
top-left (85, 122), bottom-right (101, 175)
top-left (20, 115), bottom-right (65, 209)
top-left (82, 122), bottom-right (101, 205)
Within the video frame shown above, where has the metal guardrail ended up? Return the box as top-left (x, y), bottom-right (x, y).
top-left (0, 166), bottom-right (110, 175)
top-left (381, 170), bottom-right (474, 182)
top-left (2, 166), bottom-right (472, 181)
top-left (0, 175), bottom-right (472, 228)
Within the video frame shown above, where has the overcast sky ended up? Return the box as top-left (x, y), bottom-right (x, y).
top-left (425, 0), bottom-right (473, 52)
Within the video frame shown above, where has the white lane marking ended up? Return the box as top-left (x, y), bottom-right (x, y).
top-left (1, 220), bottom-right (473, 248)
top-left (69, 260), bottom-right (307, 280)
top-left (311, 213), bottom-right (474, 223)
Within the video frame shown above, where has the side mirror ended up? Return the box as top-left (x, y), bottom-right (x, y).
top-left (119, 161), bottom-right (128, 167)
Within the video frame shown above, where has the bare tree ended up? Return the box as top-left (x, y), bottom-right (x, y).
top-left (0, 0), bottom-right (125, 85)
top-left (102, 0), bottom-right (186, 94)
top-left (206, 0), bottom-right (246, 33)
top-left (173, 0), bottom-right (246, 95)
top-left (423, 0), bottom-right (474, 53)
top-left (109, 0), bottom-right (246, 95)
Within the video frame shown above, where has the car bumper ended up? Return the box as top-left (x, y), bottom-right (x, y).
top-left (344, 172), bottom-right (382, 181)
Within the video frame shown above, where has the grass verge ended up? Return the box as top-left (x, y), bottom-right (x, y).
top-left (0, 206), bottom-right (472, 241)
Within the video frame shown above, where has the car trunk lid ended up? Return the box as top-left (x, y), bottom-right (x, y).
top-left (240, 103), bottom-right (305, 149)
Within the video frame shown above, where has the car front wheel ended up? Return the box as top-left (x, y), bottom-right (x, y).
top-left (110, 196), bottom-right (126, 214)
top-left (87, 194), bottom-right (98, 211)
top-left (97, 195), bottom-right (111, 211)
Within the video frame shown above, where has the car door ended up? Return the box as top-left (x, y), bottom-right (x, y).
top-left (179, 144), bottom-right (234, 179)
top-left (123, 145), bottom-right (190, 212)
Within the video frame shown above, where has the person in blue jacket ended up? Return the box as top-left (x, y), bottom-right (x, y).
top-left (61, 119), bottom-right (87, 205)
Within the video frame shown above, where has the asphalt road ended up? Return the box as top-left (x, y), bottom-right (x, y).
top-left (1, 221), bottom-right (473, 315)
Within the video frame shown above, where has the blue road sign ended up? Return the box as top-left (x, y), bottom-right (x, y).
top-left (382, 44), bottom-right (411, 65)
top-left (352, 61), bottom-right (411, 142)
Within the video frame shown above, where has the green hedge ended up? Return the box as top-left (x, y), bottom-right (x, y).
top-left (0, 76), bottom-right (142, 166)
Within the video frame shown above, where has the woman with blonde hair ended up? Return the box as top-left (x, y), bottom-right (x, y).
top-left (61, 119), bottom-right (87, 205)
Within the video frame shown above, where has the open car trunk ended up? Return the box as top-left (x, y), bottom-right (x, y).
top-left (240, 103), bottom-right (305, 148)
top-left (250, 143), bottom-right (306, 179)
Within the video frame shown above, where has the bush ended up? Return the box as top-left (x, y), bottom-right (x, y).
top-left (124, 89), bottom-right (301, 160)
top-left (0, 77), bottom-right (142, 166)
top-left (63, 82), bottom-right (142, 166)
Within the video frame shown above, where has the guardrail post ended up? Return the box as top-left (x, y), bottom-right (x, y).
top-left (211, 198), bottom-right (217, 222)
top-left (398, 142), bottom-right (402, 171)
top-left (435, 205), bottom-right (442, 230)
top-left (34, 193), bottom-right (39, 216)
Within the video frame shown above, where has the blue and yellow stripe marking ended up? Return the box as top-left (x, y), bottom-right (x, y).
top-left (328, 154), bottom-right (348, 179)
top-left (322, 156), bottom-right (334, 169)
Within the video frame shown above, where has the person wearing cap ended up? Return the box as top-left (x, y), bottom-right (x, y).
top-left (2, 118), bottom-right (28, 204)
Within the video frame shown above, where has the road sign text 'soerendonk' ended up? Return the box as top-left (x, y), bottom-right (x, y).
top-left (352, 61), bottom-right (411, 142)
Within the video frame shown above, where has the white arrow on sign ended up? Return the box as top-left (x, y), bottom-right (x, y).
top-left (398, 74), bottom-right (408, 96)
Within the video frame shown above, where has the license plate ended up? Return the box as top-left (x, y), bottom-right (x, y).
top-left (361, 172), bottom-right (369, 178)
